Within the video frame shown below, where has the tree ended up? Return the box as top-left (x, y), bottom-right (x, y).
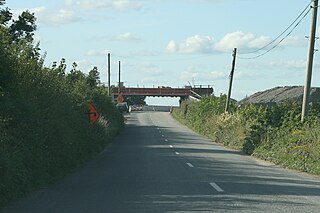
top-left (9, 10), bottom-right (36, 41)
top-left (67, 62), bottom-right (86, 84)
top-left (87, 66), bottom-right (100, 88)
top-left (0, 7), bottom-right (12, 26)
top-left (51, 58), bottom-right (66, 77)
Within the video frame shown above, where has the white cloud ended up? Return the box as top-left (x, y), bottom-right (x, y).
top-left (181, 35), bottom-right (214, 53)
top-left (47, 9), bottom-right (79, 26)
top-left (114, 32), bottom-right (142, 41)
top-left (214, 31), bottom-right (271, 52)
top-left (215, 31), bottom-right (307, 53)
top-left (64, 0), bottom-right (143, 11)
top-left (166, 32), bottom-right (307, 55)
top-left (280, 36), bottom-right (306, 47)
top-left (166, 35), bottom-right (214, 54)
top-left (15, 6), bottom-right (81, 27)
top-left (166, 40), bottom-right (179, 53)
top-left (14, 1), bottom-right (142, 28)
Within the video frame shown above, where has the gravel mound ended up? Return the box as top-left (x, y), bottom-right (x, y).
top-left (239, 86), bottom-right (320, 106)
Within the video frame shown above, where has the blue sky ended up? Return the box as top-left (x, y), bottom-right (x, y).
top-left (5, 0), bottom-right (320, 105)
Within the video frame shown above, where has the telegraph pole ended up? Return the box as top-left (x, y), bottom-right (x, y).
top-left (108, 53), bottom-right (111, 96)
top-left (225, 48), bottom-right (237, 113)
top-left (301, 0), bottom-right (318, 122)
top-left (118, 61), bottom-right (121, 94)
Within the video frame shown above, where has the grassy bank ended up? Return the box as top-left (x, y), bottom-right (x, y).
top-left (172, 96), bottom-right (320, 175)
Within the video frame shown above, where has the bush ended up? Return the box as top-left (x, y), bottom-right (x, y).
top-left (0, 4), bottom-right (124, 207)
top-left (173, 97), bottom-right (320, 175)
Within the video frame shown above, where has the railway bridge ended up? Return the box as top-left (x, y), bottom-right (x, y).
top-left (111, 85), bottom-right (214, 103)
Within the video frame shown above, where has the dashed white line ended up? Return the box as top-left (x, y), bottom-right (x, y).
top-left (175, 152), bottom-right (180, 155)
top-left (186, 163), bottom-right (194, 168)
top-left (169, 145), bottom-right (173, 148)
top-left (210, 182), bottom-right (224, 192)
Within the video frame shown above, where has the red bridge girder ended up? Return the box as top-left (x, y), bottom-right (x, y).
top-left (111, 87), bottom-right (213, 97)
top-left (112, 87), bottom-right (190, 97)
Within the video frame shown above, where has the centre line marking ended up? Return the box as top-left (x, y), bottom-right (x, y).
top-left (175, 152), bottom-right (180, 155)
top-left (169, 145), bottom-right (173, 148)
top-left (186, 163), bottom-right (194, 168)
top-left (210, 182), bottom-right (224, 192)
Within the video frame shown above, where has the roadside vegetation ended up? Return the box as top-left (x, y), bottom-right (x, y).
top-left (172, 96), bottom-right (320, 175)
top-left (0, 1), bottom-right (123, 208)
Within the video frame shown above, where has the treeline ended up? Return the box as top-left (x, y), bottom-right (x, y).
top-left (0, 1), bottom-right (123, 207)
top-left (172, 96), bottom-right (320, 175)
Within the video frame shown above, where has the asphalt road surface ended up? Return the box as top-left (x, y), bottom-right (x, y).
top-left (3, 109), bottom-right (320, 212)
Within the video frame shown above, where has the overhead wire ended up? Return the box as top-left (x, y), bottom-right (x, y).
top-left (238, 2), bottom-right (312, 60)
top-left (239, 2), bottom-right (312, 55)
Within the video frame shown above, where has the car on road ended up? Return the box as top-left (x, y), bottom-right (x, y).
top-left (129, 105), bottom-right (143, 111)
top-left (130, 105), bottom-right (138, 111)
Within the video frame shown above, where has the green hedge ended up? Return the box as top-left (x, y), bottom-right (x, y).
top-left (172, 97), bottom-right (320, 175)
top-left (0, 9), bottom-right (124, 207)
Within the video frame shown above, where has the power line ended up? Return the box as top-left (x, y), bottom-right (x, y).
top-left (239, 2), bottom-right (312, 55)
top-left (238, 6), bottom-right (311, 60)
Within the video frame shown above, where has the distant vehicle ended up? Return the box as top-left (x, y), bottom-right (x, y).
top-left (130, 105), bottom-right (143, 111)
top-left (116, 102), bottom-right (129, 113)
top-left (130, 105), bottom-right (138, 111)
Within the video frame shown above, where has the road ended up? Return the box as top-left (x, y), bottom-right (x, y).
top-left (3, 108), bottom-right (320, 212)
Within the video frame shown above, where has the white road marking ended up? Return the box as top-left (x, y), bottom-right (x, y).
top-left (210, 182), bottom-right (224, 192)
top-left (169, 145), bottom-right (173, 148)
top-left (175, 152), bottom-right (180, 155)
top-left (186, 163), bottom-right (194, 168)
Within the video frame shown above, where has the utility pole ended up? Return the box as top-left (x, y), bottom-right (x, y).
top-left (225, 48), bottom-right (237, 113)
top-left (301, 0), bottom-right (318, 122)
top-left (108, 53), bottom-right (111, 96)
top-left (118, 61), bottom-right (121, 94)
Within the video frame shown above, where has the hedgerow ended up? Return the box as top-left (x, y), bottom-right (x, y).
top-left (0, 2), bottom-right (123, 208)
top-left (172, 96), bottom-right (320, 175)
